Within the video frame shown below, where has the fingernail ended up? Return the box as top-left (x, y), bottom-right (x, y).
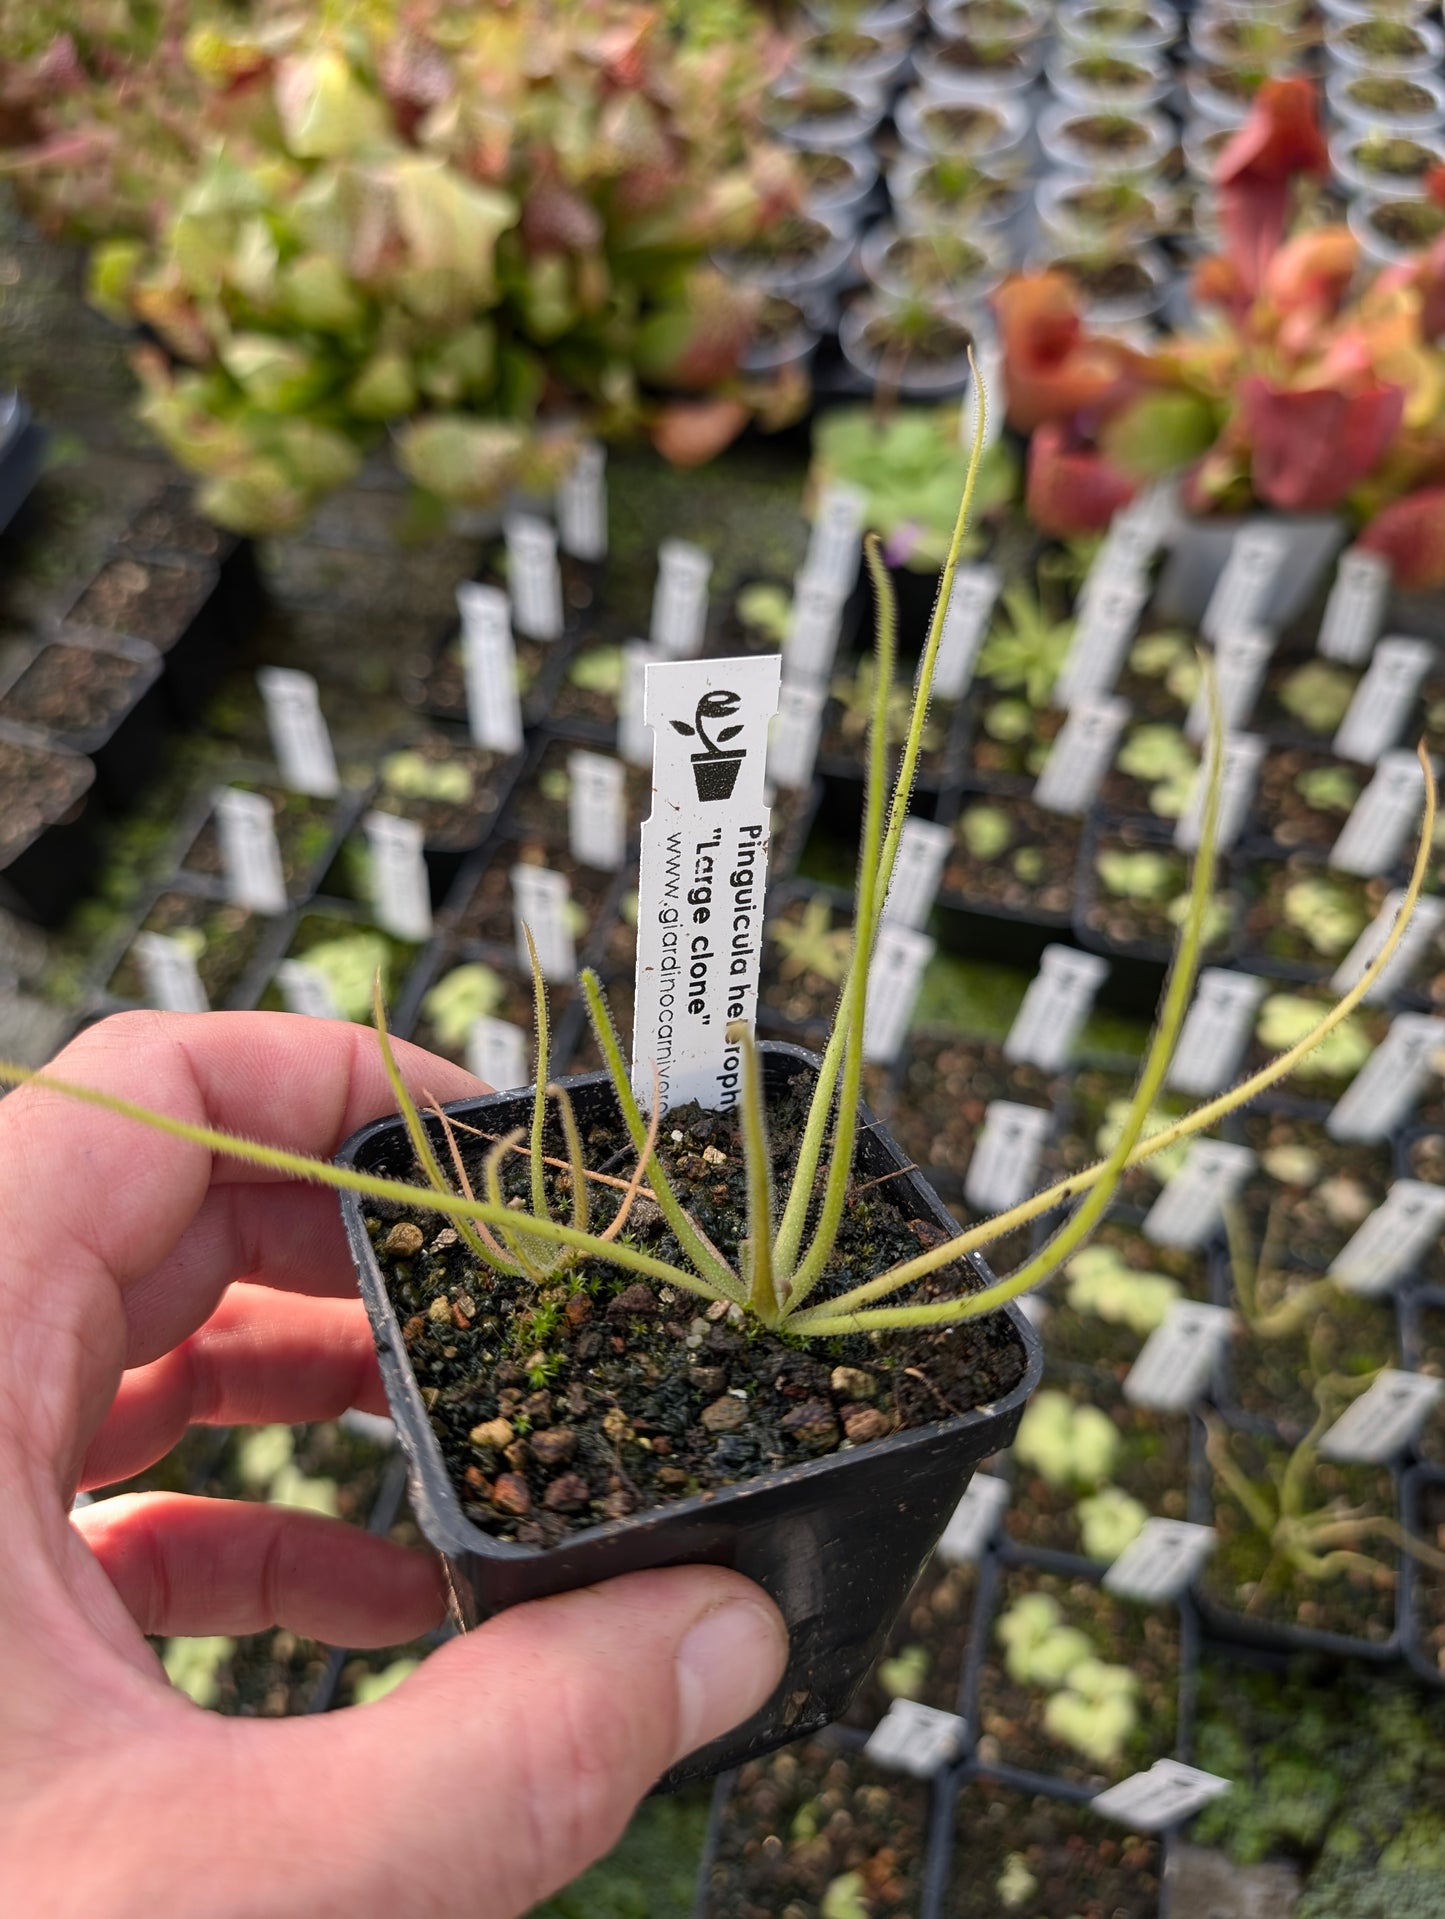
top-left (674, 1599), bottom-right (787, 1763)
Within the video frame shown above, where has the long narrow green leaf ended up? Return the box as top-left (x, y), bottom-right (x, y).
top-left (523, 925), bottom-right (551, 1223)
top-left (730, 1024), bottom-right (778, 1321)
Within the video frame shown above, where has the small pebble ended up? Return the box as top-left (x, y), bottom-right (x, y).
top-left (427, 1296), bottom-right (452, 1327)
top-left (543, 1473), bottom-right (591, 1513)
top-left (830, 1365), bottom-right (876, 1400)
top-left (700, 1394), bottom-right (748, 1434)
top-left (843, 1408), bottom-right (892, 1444)
top-left (701, 1145), bottom-right (728, 1166)
top-left (565, 1295), bottom-right (593, 1327)
top-left (469, 1418), bottom-right (515, 1450)
top-left (383, 1222), bottom-right (425, 1258)
top-left (530, 1428), bottom-right (578, 1467)
top-left (608, 1284), bottom-right (660, 1318)
top-left (492, 1474), bottom-right (532, 1516)
top-left (780, 1400), bottom-right (840, 1450)
top-left (521, 1390), bottom-right (553, 1421)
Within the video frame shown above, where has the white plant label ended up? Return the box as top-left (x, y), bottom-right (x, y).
top-left (504, 512), bottom-right (564, 642)
top-left (650, 539), bottom-right (713, 659)
top-left (1093, 1760), bottom-right (1231, 1834)
top-left (275, 957), bottom-right (341, 1021)
top-left (963, 1100), bottom-right (1050, 1213)
top-left (364, 811), bottom-right (432, 941)
top-left (767, 676), bottom-right (828, 792)
top-left (457, 583), bottom-right (524, 754)
top-left (933, 563), bottom-right (1000, 699)
top-left (804, 481), bottom-right (866, 596)
top-left (1033, 696), bottom-right (1130, 816)
top-left (784, 572), bottom-right (846, 682)
top-left (133, 931), bottom-right (208, 1015)
top-left (1185, 628), bottom-right (1272, 742)
top-left (1319, 1368), bottom-right (1445, 1464)
top-left (1332, 890), bottom-right (1444, 1003)
top-left (567, 749), bottom-right (627, 873)
top-left (258, 666), bottom-right (339, 798)
top-left (215, 787), bottom-right (287, 915)
top-left (1124, 1300), bottom-right (1235, 1411)
top-left (1202, 523), bottom-right (1290, 643)
top-left (863, 924), bottom-right (935, 1065)
top-left (1167, 969), bottom-right (1268, 1099)
top-left (1100, 483), bottom-right (1178, 578)
top-left (1004, 946), bottom-right (1108, 1072)
top-left (1330, 1180), bottom-right (1445, 1295)
top-left (556, 441), bottom-right (607, 561)
top-left (513, 863), bottom-right (575, 984)
top-left (1175, 732), bottom-right (1263, 853)
top-left (1142, 1141), bottom-right (1256, 1251)
top-left (632, 655), bottom-right (780, 1112)
top-left (619, 640), bottom-right (656, 768)
top-left (466, 1015), bottom-right (530, 1094)
top-left (864, 1700), bottom-right (967, 1779)
top-left (937, 1473), bottom-right (1011, 1566)
top-left (1330, 750), bottom-right (1427, 876)
top-left (1319, 547), bottom-right (1390, 664)
top-left (1327, 1011), bottom-right (1445, 1142)
top-left (1055, 574), bottom-right (1147, 704)
top-left (1104, 1519), bottom-right (1216, 1604)
top-left (882, 817), bottom-right (951, 930)
top-left (1334, 637), bottom-right (1433, 765)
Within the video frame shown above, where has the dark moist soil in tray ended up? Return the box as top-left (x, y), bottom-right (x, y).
top-left (182, 780), bottom-right (336, 898)
top-left (0, 736), bottom-right (91, 858)
top-left (1235, 1106), bottom-right (1392, 1268)
top-left (505, 738), bottom-right (651, 842)
top-left (1239, 857), bottom-right (1384, 973)
top-left (255, 912), bottom-right (421, 1022)
top-left (410, 958), bottom-right (569, 1071)
top-left (842, 1559), bottom-right (977, 1732)
top-left (548, 642), bottom-right (623, 730)
top-left (1218, 1278), bottom-right (1397, 1439)
top-left (1003, 1382), bottom-right (1191, 1559)
top-left (369, 1069), bottom-right (1028, 1546)
top-left (398, 631), bottom-right (549, 724)
top-left (701, 1738), bottom-right (930, 1919)
top-left (447, 840), bottom-right (611, 950)
top-left (1250, 747), bottom-right (1367, 855)
top-left (376, 735), bottom-right (512, 849)
top-left (192, 1420), bottom-right (394, 1523)
top-left (820, 692), bottom-right (957, 784)
top-left (759, 894), bottom-right (853, 1033)
top-left (70, 557), bottom-right (210, 649)
top-left (1240, 992), bottom-right (1391, 1109)
top-left (108, 892), bottom-right (265, 1007)
top-left (1044, 1220), bottom-right (1209, 1385)
top-left (1081, 829), bottom-right (1237, 962)
top-left (941, 797), bottom-right (1081, 920)
top-left (205, 1629), bottom-right (332, 1718)
top-left (1411, 1479), bottom-right (1445, 1681)
top-left (1050, 255), bottom-right (1154, 303)
top-left (943, 1782), bottom-right (1163, 1919)
top-left (0, 643), bottom-right (148, 735)
top-left (1350, 134), bottom-right (1438, 181)
top-left (1057, 1068), bottom-right (1197, 1210)
top-left (975, 1564), bottom-right (1180, 1787)
top-left (119, 486), bottom-right (232, 561)
top-left (1202, 1426), bottom-right (1398, 1645)
top-left (965, 699), bottom-right (1065, 786)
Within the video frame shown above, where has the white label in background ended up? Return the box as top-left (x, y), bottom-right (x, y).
top-left (1142, 1141), bottom-right (1256, 1251)
top-left (650, 539), bottom-right (713, 659)
top-left (1033, 695), bottom-right (1131, 817)
top-left (258, 667), bottom-right (339, 798)
top-left (805, 481), bottom-right (867, 595)
top-left (1004, 945), bottom-right (1108, 1072)
top-left (1099, 483), bottom-right (1178, 578)
top-left (632, 655), bottom-right (781, 1112)
top-left (882, 817), bottom-right (951, 929)
top-left (1104, 1520), bottom-right (1216, 1603)
top-left (504, 513), bottom-right (564, 642)
top-left (964, 1100), bottom-right (1051, 1212)
top-left (556, 441), bottom-right (607, 561)
top-left (1093, 1760), bottom-right (1231, 1833)
top-left (1332, 890), bottom-right (1444, 1003)
top-left (1331, 1180), bottom-right (1445, 1294)
top-left (215, 787), bottom-right (287, 915)
top-left (932, 564), bottom-right (1000, 699)
top-left (937, 1473), bottom-right (1011, 1565)
top-left (619, 640), bottom-right (656, 768)
top-left (768, 676), bottom-right (828, 791)
top-left (1319, 1368), bottom-right (1445, 1463)
top-left (1124, 1300), bottom-right (1235, 1410)
top-left (457, 583), bottom-right (524, 754)
top-left (1166, 969), bottom-right (1268, 1098)
top-left (1331, 750), bottom-right (1428, 876)
top-left (1055, 574), bottom-right (1147, 705)
top-left (364, 811), bottom-right (433, 941)
top-left (863, 923), bottom-right (935, 1064)
top-left (466, 1015), bottom-right (529, 1093)
top-left (864, 1700), bottom-right (967, 1779)
top-left (133, 931), bottom-right (208, 1014)
top-left (1175, 732), bottom-right (1263, 853)
top-left (1185, 628), bottom-right (1272, 742)
top-left (1202, 524), bottom-right (1289, 643)
top-left (1319, 547), bottom-right (1390, 664)
top-left (275, 957), bottom-right (341, 1020)
top-left (784, 572), bottom-right (846, 682)
top-left (338, 1409), bottom-right (396, 1446)
top-left (513, 863), bottom-right (575, 984)
top-left (567, 750), bottom-right (627, 873)
top-left (1327, 1011), bottom-right (1445, 1141)
top-left (1334, 637), bottom-right (1433, 765)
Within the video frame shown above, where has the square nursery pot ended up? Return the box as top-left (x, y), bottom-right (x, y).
top-left (64, 554), bottom-right (230, 725)
top-left (0, 397), bottom-right (45, 536)
top-left (339, 1040), bottom-right (1042, 1792)
top-left (0, 719), bottom-right (101, 925)
top-left (1153, 514), bottom-right (1345, 629)
top-left (0, 627), bottom-right (168, 811)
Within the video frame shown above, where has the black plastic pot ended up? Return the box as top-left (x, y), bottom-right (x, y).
top-left (1401, 1465), bottom-right (1445, 1690)
top-left (339, 1041), bottom-right (1041, 1791)
top-left (0, 720), bottom-right (101, 925)
top-left (0, 627), bottom-right (168, 810)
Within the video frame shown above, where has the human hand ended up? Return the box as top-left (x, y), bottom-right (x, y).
top-left (0, 1011), bottom-right (787, 1917)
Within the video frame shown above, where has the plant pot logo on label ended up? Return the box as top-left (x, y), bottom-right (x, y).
top-left (672, 689), bottom-right (747, 802)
